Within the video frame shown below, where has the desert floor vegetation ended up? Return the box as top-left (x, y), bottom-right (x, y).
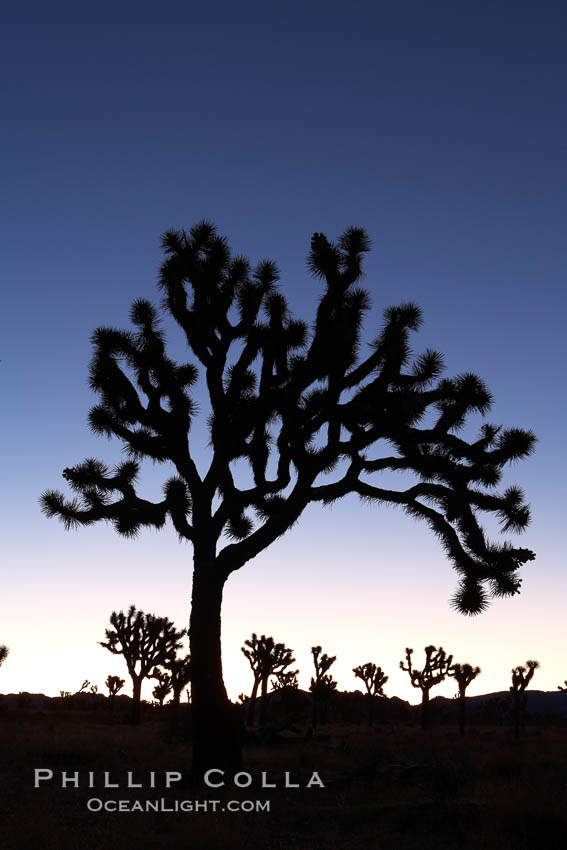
top-left (1, 706), bottom-right (566, 849)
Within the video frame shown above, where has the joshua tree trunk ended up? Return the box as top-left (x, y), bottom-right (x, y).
top-left (420, 689), bottom-right (430, 730)
top-left (367, 693), bottom-right (374, 728)
top-left (131, 676), bottom-right (142, 725)
top-left (189, 555), bottom-right (242, 781)
top-left (458, 690), bottom-right (466, 736)
top-left (246, 678), bottom-right (260, 727)
top-left (513, 695), bottom-right (520, 739)
top-left (170, 689), bottom-right (181, 733)
top-left (259, 676), bottom-right (269, 725)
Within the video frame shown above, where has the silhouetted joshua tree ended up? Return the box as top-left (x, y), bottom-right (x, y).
top-left (449, 662), bottom-right (481, 735)
top-left (310, 646), bottom-right (337, 727)
top-left (0, 645), bottom-right (8, 669)
top-left (166, 653), bottom-right (192, 707)
top-left (105, 674), bottom-right (125, 710)
top-left (510, 659), bottom-right (539, 738)
top-left (242, 633), bottom-right (295, 725)
top-left (152, 669), bottom-right (172, 708)
top-left (242, 633), bottom-right (266, 726)
top-left (558, 681), bottom-right (567, 691)
top-left (400, 646), bottom-right (453, 730)
top-left (162, 652), bottom-right (192, 732)
top-left (99, 605), bottom-right (185, 724)
top-left (273, 669), bottom-right (299, 691)
top-left (271, 668), bottom-right (300, 713)
top-left (353, 662), bottom-right (389, 727)
top-left (40, 222), bottom-right (536, 777)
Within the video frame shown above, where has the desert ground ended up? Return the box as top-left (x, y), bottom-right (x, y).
top-left (1, 700), bottom-right (567, 850)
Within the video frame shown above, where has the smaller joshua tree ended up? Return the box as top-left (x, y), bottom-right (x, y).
top-left (241, 634), bottom-right (264, 726)
top-left (400, 646), bottom-right (453, 730)
top-left (0, 645), bottom-right (9, 669)
top-left (166, 654), bottom-right (192, 707)
top-left (163, 652), bottom-right (192, 732)
top-left (449, 663), bottom-right (481, 735)
top-left (258, 640), bottom-right (295, 724)
top-left (99, 605), bottom-right (185, 724)
top-left (558, 681), bottom-right (567, 691)
top-left (310, 646), bottom-right (337, 727)
top-left (105, 675), bottom-right (125, 711)
top-left (273, 669), bottom-right (299, 691)
top-left (242, 634), bottom-right (295, 726)
top-left (353, 663), bottom-right (389, 727)
top-left (510, 660), bottom-right (539, 738)
top-left (272, 669), bottom-right (300, 713)
top-left (152, 669), bottom-right (173, 708)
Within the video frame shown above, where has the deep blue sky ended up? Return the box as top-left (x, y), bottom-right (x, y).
top-left (1, 2), bottom-right (565, 700)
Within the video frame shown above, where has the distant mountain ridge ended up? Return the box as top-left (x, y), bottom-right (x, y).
top-left (1, 688), bottom-right (566, 721)
top-left (430, 689), bottom-right (567, 720)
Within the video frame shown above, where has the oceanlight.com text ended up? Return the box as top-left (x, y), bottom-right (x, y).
top-left (86, 798), bottom-right (271, 813)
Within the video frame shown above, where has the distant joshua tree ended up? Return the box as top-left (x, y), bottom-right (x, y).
top-left (241, 633), bottom-right (267, 726)
top-left (161, 652), bottom-right (192, 732)
top-left (152, 669), bottom-right (173, 708)
top-left (166, 654), bottom-right (192, 708)
top-left (558, 681), bottom-right (567, 691)
top-left (272, 669), bottom-right (299, 691)
top-left (510, 660), bottom-right (539, 738)
top-left (0, 645), bottom-right (8, 669)
top-left (99, 605), bottom-right (185, 724)
top-left (310, 646), bottom-right (337, 727)
top-left (353, 662), bottom-right (389, 726)
top-left (242, 633), bottom-right (295, 725)
top-left (105, 675), bottom-right (125, 710)
top-left (271, 669), bottom-right (300, 713)
top-left (400, 646), bottom-right (453, 730)
top-left (449, 662), bottom-right (481, 735)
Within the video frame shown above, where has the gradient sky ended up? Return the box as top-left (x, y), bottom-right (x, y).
top-left (1, 2), bottom-right (565, 704)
